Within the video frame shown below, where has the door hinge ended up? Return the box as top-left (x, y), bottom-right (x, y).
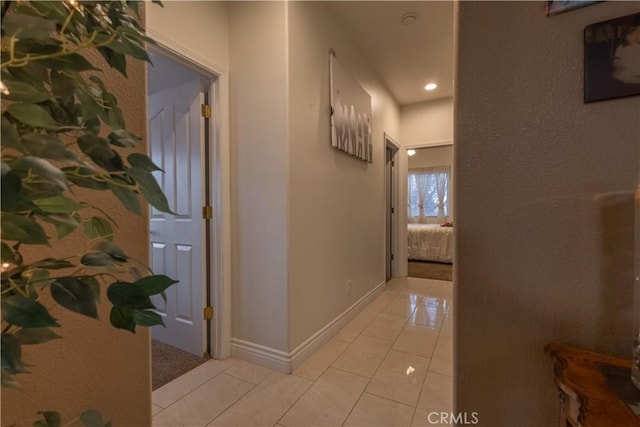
top-left (201, 104), bottom-right (212, 119)
top-left (203, 306), bottom-right (214, 320)
top-left (391, 254), bottom-right (394, 261)
top-left (202, 205), bottom-right (213, 220)
top-left (391, 207), bottom-right (394, 214)
top-left (391, 160), bottom-right (395, 167)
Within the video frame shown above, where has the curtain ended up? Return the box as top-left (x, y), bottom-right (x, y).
top-left (408, 166), bottom-right (451, 224)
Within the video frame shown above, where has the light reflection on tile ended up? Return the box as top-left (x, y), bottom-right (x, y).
top-left (151, 277), bottom-right (454, 427)
top-left (366, 349), bottom-right (430, 406)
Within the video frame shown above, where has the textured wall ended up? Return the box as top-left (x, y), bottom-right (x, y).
top-left (2, 54), bottom-right (151, 425)
top-left (287, 1), bottom-right (400, 350)
top-left (455, 1), bottom-right (640, 425)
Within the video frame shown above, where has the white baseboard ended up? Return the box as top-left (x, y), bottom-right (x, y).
top-left (230, 280), bottom-right (386, 374)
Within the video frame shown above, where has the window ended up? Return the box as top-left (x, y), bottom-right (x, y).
top-left (408, 166), bottom-right (451, 223)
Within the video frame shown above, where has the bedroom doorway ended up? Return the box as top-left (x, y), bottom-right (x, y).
top-left (147, 48), bottom-right (219, 389)
top-left (406, 144), bottom-right (454, 281)
top-left (385, 135), bottom-right (400, 281)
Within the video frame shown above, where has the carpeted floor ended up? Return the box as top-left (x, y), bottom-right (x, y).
top-left (408, 260), bottom-right (453, 281)
top-left (152, 340), bottom-right (209, 390)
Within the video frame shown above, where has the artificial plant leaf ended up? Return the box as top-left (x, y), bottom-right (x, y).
top-left (1, 242), bottom-right (17, 264)
top-left (127, 167), bottom-right (173, 213)
top-left (108, 182), bottom-right (141, 215)
top-left (84, 217), bottom-right (114, 242)
top-left (134, 275), bottom-right (178, 296)
top-left (40, 54), bottom-right (100, 73)
top-left (75, 86), bottom-right (103, 121)
top-left (80, 252), bottom-right (118, 267)
top-left (2, 295), bottom-right (59, 328)
top-left (35, 411), bottom-right (62, 427)
top-left (22, 134), bottom-right (78, 161)
top-left (63, 167), bottom-right (110, 190)
top-left (107, 282), bottom-right (153, 309)
top-left (1, 169), bottom-right (23, 212)
top-left (25, 268), bottom-right (50, 289)
top-left (35, 212), bottom-right (79, 240)
top-left (108, 129), bottom-right (140, 148)
top-left (132, 309), bottom-right (164, 327)
top-left (77, 134), bottom-right (124, 172)
top-left (1, 214), bottom-right (49, 245)
top-left (97, 46), bottom-right (128, 78)
top-left (50, 71), bottom-right (75, 102)
top-left (1, 117), bottom-right (25, 152)
top-left (2, 80), bottom-right (51, 103)
top-left (80, 411), bottom-right (109, 427)
top-left (7, 103), bottom-right (58, 128)
top-left (2, 12), bottom-right (56, 41)
top-left (31, 258), bottom-right (74, 270)
top-left (13, 327), bottom-right (61, 345)
top-left (94, 241), bottom-right (128, 261)
top-left (127, 153), bottom-right (163, 172)
top-left (12, 156), bottom-right (68, 191)
top-left (34, 195), bottom-right (82, 213)
top-left (109, 306), bottom-right (135, 333)
top-left (50, 277), bottom-right (99, 319)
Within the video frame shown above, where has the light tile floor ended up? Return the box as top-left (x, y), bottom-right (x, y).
top-left (152, 277), bottom-right (453, 427)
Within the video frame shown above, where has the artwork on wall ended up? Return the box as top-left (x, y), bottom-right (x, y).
top-left (329, 50), bottom-right (373, 163)
top-left (545, 1), bottom-right (599, 16)
top-left (584, 12), bottom-right (640, 103)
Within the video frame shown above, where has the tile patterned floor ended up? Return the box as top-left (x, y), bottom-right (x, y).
top-left (152, 277), bottom-right (453, 427)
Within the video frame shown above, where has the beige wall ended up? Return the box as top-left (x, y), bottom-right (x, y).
top-left (401, 97), bottom-right (454, 147)
top-left (287, 1), bottom-right (400, 349)
top-left (408, 145), bottom-right (453, 169)
top-left (2, 55), bottom-right (151, 425)
top-left (455, 1), bottom-right (640, 425)
top-left (228, 2), bottom-right (290, 351)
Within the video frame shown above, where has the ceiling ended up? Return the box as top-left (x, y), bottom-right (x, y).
top-left (326, 1), bottom-right (455, 106)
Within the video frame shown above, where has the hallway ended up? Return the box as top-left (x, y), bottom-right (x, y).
top-left (152, 277), bottom-right (453, 426)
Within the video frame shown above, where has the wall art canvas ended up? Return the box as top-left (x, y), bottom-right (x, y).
top-left (546, 1), bottom-right (599, 16)
top-left (584, 12), bottom-right (640, 103)
top-left (330, 51), bottom-right (373, 163)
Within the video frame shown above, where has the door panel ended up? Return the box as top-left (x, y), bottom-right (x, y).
top-left (148, 78), bottom-right (205, 356)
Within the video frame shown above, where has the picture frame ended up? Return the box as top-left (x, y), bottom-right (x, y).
top-left (545, 1), bottom-right (600, 16)
top-left (329, 50), bottom-right (373, 163)
top-left (584, 12), bottom-right (640, 103)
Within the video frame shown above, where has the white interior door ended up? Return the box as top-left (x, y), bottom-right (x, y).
top-left (148, 78), bottom-right (205, 356)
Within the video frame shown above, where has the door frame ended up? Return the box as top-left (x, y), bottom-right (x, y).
top-left (384, 134), bottom-right (402, 279)
top-left (146, 31), bottom-right (232, 360)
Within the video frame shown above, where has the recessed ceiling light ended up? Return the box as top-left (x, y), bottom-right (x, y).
top-left (424, 83), bottom-right (438, 91)
top-left (407, 149), bottom-right (416, 157)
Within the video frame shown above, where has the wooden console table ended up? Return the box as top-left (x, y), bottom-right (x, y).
top-left (545, 343), bottom-right (640, 426)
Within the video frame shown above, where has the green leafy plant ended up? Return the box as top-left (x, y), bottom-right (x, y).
top-left (1, 0), bottom-right (174, 408)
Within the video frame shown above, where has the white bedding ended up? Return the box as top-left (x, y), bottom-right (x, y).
top-left (407, 224), bottom-right (453, 263)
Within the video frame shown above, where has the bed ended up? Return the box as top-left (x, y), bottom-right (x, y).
top-left (407, 224), bottom-right (453, 263)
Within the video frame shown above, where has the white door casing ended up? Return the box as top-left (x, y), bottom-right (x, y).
top-left (148, 78), bottom-right (206, 356)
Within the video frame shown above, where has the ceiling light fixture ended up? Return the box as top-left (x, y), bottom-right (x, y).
top-left (407, 149), bottom-right (416, 157)
top-left (400, 13), bottom-right (417, 26)
top-left (424, 83), bottom-right (438, 91)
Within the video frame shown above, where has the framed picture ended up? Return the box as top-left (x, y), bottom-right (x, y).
top-left (546, 1), bottom-right (600, 16)
top-left (584, 12), bottom-right (640, 103)
top-left (329, 50), bottom-right (373, 163)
